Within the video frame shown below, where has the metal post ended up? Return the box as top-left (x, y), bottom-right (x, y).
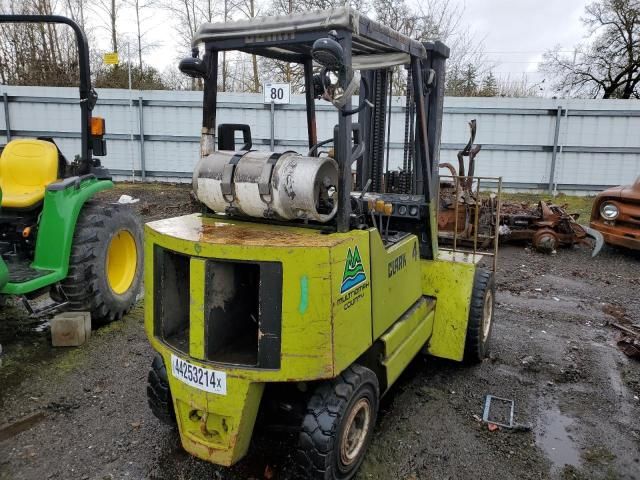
top-left (270, 100), bottom-right (275, 150)
top-left (548, 106), bottom-right (562, 194)
top-left (128, 43), bottom-right (135, 181)
top-left (201, 49), bottom-right (218, 157)
top-left (138, 96), bottom-right (146, 181)
top-left (303, 58), bottom-right (317, 150)
top-left (336, 31), bottom-right (353, 233)
top-left (2, 93), bottom-right (10, 142)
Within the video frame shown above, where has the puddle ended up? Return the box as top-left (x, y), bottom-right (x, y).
top-left (535, 406), bottom-right (581, 470)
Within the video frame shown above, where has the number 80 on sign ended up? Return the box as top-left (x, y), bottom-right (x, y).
top-left (263, 82), bottom-right (291, 104)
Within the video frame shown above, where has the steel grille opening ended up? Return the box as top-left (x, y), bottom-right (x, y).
top-left (204, 260), bottom-right (282, 369)
top-left (154, 246), bottom-right (190, 353)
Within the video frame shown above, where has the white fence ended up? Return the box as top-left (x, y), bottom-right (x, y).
top-left (2, 85), bottom-right (640, 192)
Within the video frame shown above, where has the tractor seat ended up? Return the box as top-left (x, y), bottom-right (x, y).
top-left (0, 139), bottom-right (59, 209)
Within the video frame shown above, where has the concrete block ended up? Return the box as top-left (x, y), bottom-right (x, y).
top-left (51, 312), bottom-right (92, 347)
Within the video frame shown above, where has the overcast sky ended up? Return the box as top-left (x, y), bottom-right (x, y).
top-left (120, 0), bottom-right (591, 92)
top-left (462, 0), bottom-right (588, 86)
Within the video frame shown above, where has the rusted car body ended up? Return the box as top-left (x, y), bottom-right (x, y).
top-left (590, 176), bottom-right (640, 250)
top-left (437, 120), bottom-right (603, 256)
top-left (499, 200), bottom-right (598, 254)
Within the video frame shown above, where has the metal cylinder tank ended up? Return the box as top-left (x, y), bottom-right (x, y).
top-left (193, 151), bottom-right (339, 223)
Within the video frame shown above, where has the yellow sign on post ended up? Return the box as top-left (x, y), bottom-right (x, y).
top-left (103, 52), bottom-right (119, 65)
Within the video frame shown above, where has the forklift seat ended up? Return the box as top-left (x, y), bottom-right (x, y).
top-left (0, 139), bottom-right (59, 209)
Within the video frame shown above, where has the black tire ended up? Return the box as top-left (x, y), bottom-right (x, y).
top-left (297, 364), bottom-right (379, 480)
top-left (463, 268), bottom-right (495, 363)
top-left (147, 353), bottom-right (176, 426)
top-left (60, 201), bottom-right (143, 323)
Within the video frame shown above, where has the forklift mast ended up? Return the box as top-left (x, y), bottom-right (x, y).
top-left (356, 41), bottom-right (450, 256)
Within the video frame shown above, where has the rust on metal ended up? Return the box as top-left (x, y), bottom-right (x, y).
top-left (499, 200), bottom-right (595, 254)
top-left (438, 120), bottom-right (601, 258)
top-left (147, 214), bottom-right (344, 247)
top-left (437, 120), bottom-right (501, 270)
top-left (590, 176), bottom-right (640, 251)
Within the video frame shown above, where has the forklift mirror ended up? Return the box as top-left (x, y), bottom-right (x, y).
top-left (311, 35), bottom-right (345, 70)
top-left (179, 57), bottom-right (208, 79)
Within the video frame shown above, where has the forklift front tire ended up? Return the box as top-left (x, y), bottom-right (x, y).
top-left (297, 364), bottom-right (379, 480)
top-left (61, 202), bottom-right (143, 323)
top-left (463, 268), bottom-right (495, 364)
top-left (147, 354), bottom-right (176, 426)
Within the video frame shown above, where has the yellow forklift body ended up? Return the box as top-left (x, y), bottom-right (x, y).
top-left (145, 214), bottom-right (476, 465)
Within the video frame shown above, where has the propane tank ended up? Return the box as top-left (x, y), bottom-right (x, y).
top-left (193, 150), bottom-right (339, 223)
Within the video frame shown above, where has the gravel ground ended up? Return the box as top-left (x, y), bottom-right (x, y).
top-left (0, 185), bottom-right (639, 480)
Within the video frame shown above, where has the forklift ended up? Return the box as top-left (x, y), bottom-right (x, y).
top-left (0, 15), bottom-right (143, 321)
top-left (145, 7), bottom-right (495, 479)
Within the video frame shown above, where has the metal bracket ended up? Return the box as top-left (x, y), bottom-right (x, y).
top-left (220, 151), bottom-right (248, 203)
top-left (257, 152), bottom-right (283, 197)
top-left (482, 395), bottom-right (515, 428)
top-left (21, 286), bottom-right (69, 318)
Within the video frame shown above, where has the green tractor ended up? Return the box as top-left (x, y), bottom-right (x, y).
top-left (0, 15), bottom-right (143, 320)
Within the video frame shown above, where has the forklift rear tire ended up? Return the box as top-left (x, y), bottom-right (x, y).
top-left (297, 364), bottom-right (379, 480)
top-left (147, 353), bottom-right (176, 426)
top-left (60, 202), bottom-right (143, 323)
top-left (463, 268), bottom-right (495, 364)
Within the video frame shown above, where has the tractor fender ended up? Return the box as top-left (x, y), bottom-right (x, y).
top-left (0, 256), bottom-right (8, 290)
top-left (32, 177), bottom-right (114, 275)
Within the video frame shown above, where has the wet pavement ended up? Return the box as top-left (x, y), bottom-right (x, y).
top-left (0, 215), bottom-right (639, 479)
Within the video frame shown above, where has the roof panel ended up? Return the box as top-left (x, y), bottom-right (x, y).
top-left (192, 6), bottom-right (426, 59)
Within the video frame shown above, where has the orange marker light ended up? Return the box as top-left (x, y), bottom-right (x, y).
top-left (91, 117), bottom-right (105, 136)
top-left (22, 226), bottom-right (31, 238)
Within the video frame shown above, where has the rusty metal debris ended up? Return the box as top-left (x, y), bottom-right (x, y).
top-left (499, 200), bottom-right (604, 256)
top-left (438, 120), bottom-right (603, 257)
top-left (611, 323), bottom-right (640, 360)
top-left (481, 395), bottom-right (531, 432)
top-left (437, 119), bottom-right (502, 271)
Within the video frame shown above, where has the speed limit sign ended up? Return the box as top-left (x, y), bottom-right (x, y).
top-left (263, 82), bottom-right (291, 104)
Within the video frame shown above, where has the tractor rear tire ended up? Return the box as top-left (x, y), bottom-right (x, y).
top-left (463, 268), bottom-right (495, 364)
top-left (297, 364), bottom-right (379, 480)
top-left (60, 201), bottom-right (143, 324)
top-left (147, 353), bottom-right (176, 426)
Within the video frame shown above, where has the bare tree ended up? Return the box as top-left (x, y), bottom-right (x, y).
top-left (125, 0), bottom-right (159, 71)
top-left (161, 0), bottom-right (221, 89)
top-left (91, 0), bottom-right (124, 53)
top-left (162, 0), bottom-right (217, 49)
top-left (260, 0), bottom-right (366, 91)
top-left (373, 0), bottom-right (491, 94)
top-left (0, 0), bottom-right (82, 86)
top-left (495, 73), bottom-right (543, 98)
top-left (236, 0), bottom-right (261, 92)
top-left (65, 0), bottom-right (89, 28)
top-left (540, 0), bottom-right (640, 99)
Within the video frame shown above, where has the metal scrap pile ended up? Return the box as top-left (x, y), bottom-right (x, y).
top-left (438, 120), bottom-right (603, 257)
top-left (498, 200), bottom-right (603, 256)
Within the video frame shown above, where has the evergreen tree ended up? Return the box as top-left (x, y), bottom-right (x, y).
top-left (480, 71), bottom-right (498, 97)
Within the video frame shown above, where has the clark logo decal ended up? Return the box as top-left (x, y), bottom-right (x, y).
top-left (340, 246), bottom-right (367, 294)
